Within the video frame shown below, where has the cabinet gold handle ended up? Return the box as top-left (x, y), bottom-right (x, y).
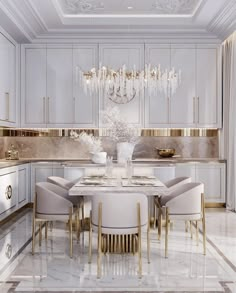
top-left (5, 92), bottom-right (9, 121)
top-left (47, 97), bottom-right (50, 124)
top-left (197, 97), bottom-right (200, 123)
top-left (193, 97), bottom-right (195, 123)
top-left (5, 185), bottom-right (12, 200)
top-left (43, 97), bottom-right (46, 123)
top-left (73, 97), bottom-right (75, 124)
top-left (167, 97), bottom-right (170, 123)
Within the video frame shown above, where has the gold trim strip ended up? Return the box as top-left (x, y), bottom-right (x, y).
top-left (205, 203), bottom-right (225, 208)
top-left (0, 128), bottom-right (218, 137)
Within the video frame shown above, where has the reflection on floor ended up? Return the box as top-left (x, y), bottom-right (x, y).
top-left (0, 208), bottom-right (236, 292)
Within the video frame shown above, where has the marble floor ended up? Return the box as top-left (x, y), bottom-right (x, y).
top-left (0, 208), bottom-right (236, 292)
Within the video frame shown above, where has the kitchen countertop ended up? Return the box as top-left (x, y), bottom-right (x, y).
top-left (0, 158), bottom-right (226, 169)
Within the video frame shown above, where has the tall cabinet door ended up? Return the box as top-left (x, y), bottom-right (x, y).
top-left (196, 46), bottom-right (219, 127)
top-left (0, 33), bottom-right (16, 124)
top-left (170, 46), bottom-right (196, 127)
top-left (23, 48), bottom-right (47, 127)
top-left (47, 48), bottom-right (74, 127)
top-left (0, 33), bottom-right (9, 121)
top-left (73, 45), bottom-right (98, 127)
top-left (145, 45), bottom-right (170, 127)
top-left (99, 44), bottom-right (144, 126)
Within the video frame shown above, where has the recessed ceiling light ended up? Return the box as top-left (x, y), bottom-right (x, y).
top-left (127, 6), bottom-right (133, 9)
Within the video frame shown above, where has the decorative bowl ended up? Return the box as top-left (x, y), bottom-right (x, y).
top-left (156, 148), bottom-right (175, 158)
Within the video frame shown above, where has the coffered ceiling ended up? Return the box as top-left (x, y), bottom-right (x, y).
top-left (0, 0), bottom-right (235, 43)
top-left (57, 0), bottom-right (201, 15)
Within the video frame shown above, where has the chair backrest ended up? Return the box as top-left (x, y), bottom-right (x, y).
top-left (91, 193), bottom-right (148, 233)
top-left (36, 182), bottom-right (72, 215)
top-left (47, 176), bottom-right (74, 190)
top-left (161, 182), bottom-right (204, 215)
top-left (164, 176), bottom-right (191, 190)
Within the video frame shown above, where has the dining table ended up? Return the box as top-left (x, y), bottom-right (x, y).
top-left (68, 175), bottom-right (167, 197)
top-left (69, 175), bottom-right (167, 222)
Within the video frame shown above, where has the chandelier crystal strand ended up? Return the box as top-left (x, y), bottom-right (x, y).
top-left (80, 64), bottom-right (181, 104)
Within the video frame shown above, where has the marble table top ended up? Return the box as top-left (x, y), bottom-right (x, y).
top-left (69, 176), bottom-right (166, 196)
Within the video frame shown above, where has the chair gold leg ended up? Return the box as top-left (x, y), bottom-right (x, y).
top-left (147, 214), bottom-right (150, 264)
top-left (190, 220), bottom-right (193, 239)
top-left (69, 208), bottom-right (73, 258)
top-left (154, 205), bottom-right (157, 229)
top-left (196, 221), bottom-right (199, 246)
top-left (97, 202), bottom-right (102, 278)
top-left (45, 222), bottom-right (48, 240)
top-left (81, 200), bottom-right (84, 229)
top-left (39, 223), bottom-right (42, 247)
top-left (76, 204), bottom-right (80, 242)
top-left (185, 221), bottom-right (189, 232)
top-left (202, 193), bottom-right (206, 255)
top-left (158, 207), bottom-right (162, 241)
top-left (137, 202), bottom-right (142, 278)
top-left (165, 207), bottom-right (169, 258)
top-left (32, 198), bottom-right (36, 255)
top-left (88, 211), bottom-right (92, 263)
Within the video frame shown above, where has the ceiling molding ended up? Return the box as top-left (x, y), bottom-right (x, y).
top-left (0, 0), bottom-right (234, 43)
top-left (0, 0), bottom-right (33, 42)
top-left (207, 0), bottom-right (236, 40)
top-left (25, 0), bottom-right (49, 32)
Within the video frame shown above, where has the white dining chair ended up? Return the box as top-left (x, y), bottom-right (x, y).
top-left (32, 182), bottom-right (79, 258)
top-left (89, 193), bottom-right (150, 279)
top-left (154, 176), bottom-right (192, 234)
top-left (47, 176), bottom-right (84, 228)
top-left (159, 182), bottom-right (206, 258)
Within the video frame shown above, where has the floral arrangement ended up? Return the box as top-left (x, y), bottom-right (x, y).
top-left (70, 130), bottom-right (103, 154)
top-left (101, 106), bottom-right (140, 144)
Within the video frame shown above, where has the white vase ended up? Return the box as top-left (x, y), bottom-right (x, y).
top-left (91, 152), bottom-right (107, 164)
top-left (117, 142), bottom-right (134, 164)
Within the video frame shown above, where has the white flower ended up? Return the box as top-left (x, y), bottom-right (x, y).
top-left (70, 130), bottom-right (103, 153)
top-left (101, 106), bottom-right (141, 144)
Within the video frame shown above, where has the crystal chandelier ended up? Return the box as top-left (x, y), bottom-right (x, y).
top-left (80, 64), bottom-right (181, 104)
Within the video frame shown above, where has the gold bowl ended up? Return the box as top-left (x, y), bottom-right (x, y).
top-left (156, 148), bottom-right (175, 158)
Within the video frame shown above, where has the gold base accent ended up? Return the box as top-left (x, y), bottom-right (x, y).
top-left (205, 202), bottom-right (225, 208)
top-left (0, 128), bottom-right (218, 137)
top-left (0, 203), bottom-right (31, 226)
top-left (101, 234), bottom-right (138, 254)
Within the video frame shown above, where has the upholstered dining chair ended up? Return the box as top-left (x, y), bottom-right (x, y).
top-left (159, 182), bottom-right (206, 258)
top-left (154, 176), bottom-right (192, 234)
top-left (32, 182), bottom-right (79, 258)
top-left (47, 176), bottom-right (84, 227)
top-left (89, 193), bottom-right (150, 279)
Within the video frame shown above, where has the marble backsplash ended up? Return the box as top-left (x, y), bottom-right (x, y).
top-left (0, 136), bottom-right (218, 159)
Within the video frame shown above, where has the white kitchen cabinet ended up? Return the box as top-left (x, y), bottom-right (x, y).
top-left (64, 167), bottom-right (85, 181)
top-left (0, 169), bottom-right (17, 219)
top-left (0, 32), bottom-right (16, 126)
top-left (153, 166), bottom-right (175, 183)
top-left (31, 162), bottom-right (64, 202)
top-left (175, 162), bottom-right (225, 203)
top-left (170, 46), bottom-right (196, 127)
top-left (23, 47), bottom-right (74, 128)
top-left (73, 45), bottom-right (98, 127)
top-left (145, 44), bottom-right (221, 128)
top-left (0, 165), bottom-right (30, 221)
top-left (196, 45), bottom-right (221, 127)
top-left (145, 45), bottom-right (170, 127)
top-left (23, 47), bottom-right (47, 127)
top-left (22, 45), bottom-right (98, 128)
top-left (99, 44), bottom-right (144, 126)
top-left (195, 163), bottom-right (225, 203)
top-left (175, 163), bottom-right (196, 179)
top-left (18, 164), bottom-right (29, 207)
top-left (47, 48), bottom-right (74, 127)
